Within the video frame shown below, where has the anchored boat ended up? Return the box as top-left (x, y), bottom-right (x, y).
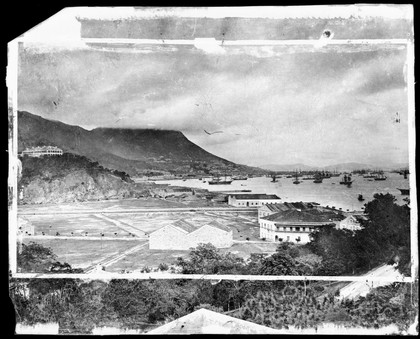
top-left (208, 175), bottom-right (233, 185)
top-left (340, 174), bottom-right (353, 186)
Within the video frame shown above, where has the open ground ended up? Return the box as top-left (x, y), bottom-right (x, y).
top-left (18, 201), bottom-right (278, 273)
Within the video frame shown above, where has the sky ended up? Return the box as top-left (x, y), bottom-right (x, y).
top-left (15, 9), bottom-right (411, 168)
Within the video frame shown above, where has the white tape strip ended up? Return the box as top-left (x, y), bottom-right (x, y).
top-left (11, 272), bottom-right (415, 282)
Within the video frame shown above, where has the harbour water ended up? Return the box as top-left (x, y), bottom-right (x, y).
top-left (152, 173), bottom-right (410, 211)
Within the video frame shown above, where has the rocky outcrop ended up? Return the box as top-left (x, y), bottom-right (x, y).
top-left (20, 169), bottom-right (134, 204)
top-left (19, 153), bottom-right (139, 204)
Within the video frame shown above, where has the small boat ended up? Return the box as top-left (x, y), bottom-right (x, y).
top-left (232, 175), bottom-right (248, 180)
top-left (374, 173), bottom-right (387, 181)
top-left (397, 188), bottom-right (410, 195)
top-left (358, 194), bottom-right (365, 201)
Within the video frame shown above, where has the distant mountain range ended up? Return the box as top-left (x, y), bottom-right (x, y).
top-left (18, 111), bottom-right (264, 176)
top-left (260, 162), bottom-right (409, 172)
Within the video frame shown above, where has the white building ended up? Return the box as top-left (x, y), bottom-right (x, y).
top-left (21, 146), bottom-right (63, 157)
top-left (337, 214), bottom-right (368, 232)
top-left (227, 194), bottom-right (281, 207)
top-left (259, 208), bottom-right (344, 244)
top-left (149, 219), bottom-right (233, 250)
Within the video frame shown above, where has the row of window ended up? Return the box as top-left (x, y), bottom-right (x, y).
top-left (235, 201), bottom-right (277, 206)
top-left (259, 231), bottom-right (298, 243)
top-left (23, 151), bottom-right (63, 154)
top-left (260, 223), bottom-right (313, 233)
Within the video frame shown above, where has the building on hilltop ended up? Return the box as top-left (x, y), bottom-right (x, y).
top-left (259, 207), bottom-right (345, 243)
top-left (21, 146), bottom-right (63, 157)
top-left (149, 219), bottom-right (233, 250)
top-left (227, 194), bottom-right (281, 207)
top-left (337, 214), bottom-right (368, 232)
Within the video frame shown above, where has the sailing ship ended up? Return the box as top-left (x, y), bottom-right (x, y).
top-left (340, 174), bottom-right (353, 186)
top-left (232, 175), bottom-right (248, 180)
top-left (399, 169), bottom-right (409, 179)
top-left (330, 169), bottom-right (341, 177)
top-left (320, 171), bottom-right (332, 179)
top-left (293, 171), bottom-right (301, 184)
top-left (208, 174), bottom-right (233, 185)
top-left (313, 172), bottom-right (323, 183)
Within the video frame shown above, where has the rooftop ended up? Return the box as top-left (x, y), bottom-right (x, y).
top-left (230, 194), bottom-right (281, 200)
top-left (262, 209), bottom-right (344, 224)
top-left (168, 219), bottom-right (232, 234)
top-left (23, 146), bottom-right (62, 151)
top-left (147, 308), bottom-right (281, 334)
top-left (205, 220), bottom-right (232, 233)
top-left (171, 219), bottom-right (197, 233)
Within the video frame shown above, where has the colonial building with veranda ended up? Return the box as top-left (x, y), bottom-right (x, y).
top-left (258, 202), bottom-right (345, 243)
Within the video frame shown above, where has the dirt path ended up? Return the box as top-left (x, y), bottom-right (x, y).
top-left (84, 242), bottom-right (148, 273)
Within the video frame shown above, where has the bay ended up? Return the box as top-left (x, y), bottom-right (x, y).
top-left (151, 172), bottom-right (410, 212)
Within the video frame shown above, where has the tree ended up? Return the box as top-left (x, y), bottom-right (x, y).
top-left (17, 242), bottom-right (57, 272)
top-left (175, 243), bottom-right (247, 274)
top-left (354, 193), bottom-right (411, 274)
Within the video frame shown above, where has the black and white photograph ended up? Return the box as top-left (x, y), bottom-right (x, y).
top-left (7, 5), bottom-right (417, 334)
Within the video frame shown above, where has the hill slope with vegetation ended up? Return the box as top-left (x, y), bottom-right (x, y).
top-left (18, 111), bottom-right (264, 176)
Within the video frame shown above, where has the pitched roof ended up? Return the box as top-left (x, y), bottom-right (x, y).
top-left (147, 308), bottom-right (281, 334)
top-left (230, 194), bottom-right (280, 200)
top-left (171, 219), bottom-right (198, 233)
top-left (262, 209), bottom-right (343, 224)
top-left (204, 220), bottom-right (232, 233)
top-left (264, 203), bottom-right (291, 212)
top-left (264, 202), bottom-right (323, 212)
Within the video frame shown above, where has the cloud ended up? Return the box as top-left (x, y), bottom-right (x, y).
top-left (17, 44), bottom-right (409, 167)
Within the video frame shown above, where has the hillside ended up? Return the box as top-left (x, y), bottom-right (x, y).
top-left (18, 111), bottom-right (263, 176)
top-left (18, 153), bottom-right (147, 204)
top-left (260, 163), bottom-right (317, 171)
